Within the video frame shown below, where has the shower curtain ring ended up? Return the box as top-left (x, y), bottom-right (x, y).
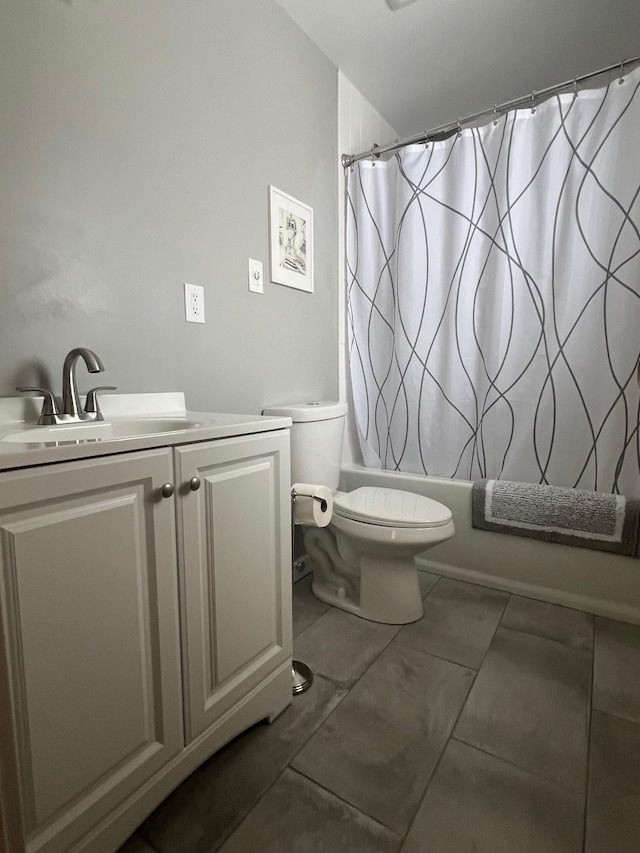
top-left (573, 77), bottom-right (578, 98)
top-left (457, 117), bottom-right (462, 136)
top-left (493, 104), bottom-right (498, 125)
top-left (619, 60), bottom-right (625, 84)
top-left (530, 91), bottom-right (536, 114)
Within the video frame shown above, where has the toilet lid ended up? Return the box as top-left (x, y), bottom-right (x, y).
top-left (333, 487), bottom-right (452, 528)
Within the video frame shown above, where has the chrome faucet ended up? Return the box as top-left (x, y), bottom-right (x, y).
top-left (61, 347), bottom-right (104, 419)
top-left (17, 347), bottom-right (116, 424)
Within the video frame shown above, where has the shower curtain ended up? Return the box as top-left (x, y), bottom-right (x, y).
top-left (346, 64), bottom-right (640, 496)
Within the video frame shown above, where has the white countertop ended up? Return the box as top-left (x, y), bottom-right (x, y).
top-left (0, 393), bottom-right (291, 471)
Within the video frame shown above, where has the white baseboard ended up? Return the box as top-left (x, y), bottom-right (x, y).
top-left (417, 557), bottom-right (640, 626)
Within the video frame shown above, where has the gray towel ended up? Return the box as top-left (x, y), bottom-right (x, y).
top-left (472, 479), bottom-right (640, 556)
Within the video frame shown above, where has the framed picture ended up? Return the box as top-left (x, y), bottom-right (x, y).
top-left (269, 186), bottom-right (314, 293)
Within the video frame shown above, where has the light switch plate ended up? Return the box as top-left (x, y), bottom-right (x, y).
top-left (248, 258), bottom-right (264, 294)
top-left (184, 282), bottom-right (205, 323)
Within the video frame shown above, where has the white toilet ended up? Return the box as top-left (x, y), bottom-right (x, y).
top-left (263, 401), bottom-right (455, 624)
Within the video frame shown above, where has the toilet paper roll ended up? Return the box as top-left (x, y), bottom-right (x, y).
top-left (292, 483), bottom-right (333, 527)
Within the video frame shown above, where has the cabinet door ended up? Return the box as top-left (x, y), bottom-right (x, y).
top-left (174, 431), bottom-right (292, 742)
top-left (0, 450), bottom-right (183, 853)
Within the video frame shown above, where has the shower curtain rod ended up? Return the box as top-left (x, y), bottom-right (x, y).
top-left (341, 54), bottom-right (640, 168)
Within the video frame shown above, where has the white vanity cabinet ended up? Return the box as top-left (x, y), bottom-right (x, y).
top-left (0, 448), bottom-right (183, 853)
top-left (0, 427), bottom-right (292, 853)
top-left (175, 431), bottom-right (292, 743)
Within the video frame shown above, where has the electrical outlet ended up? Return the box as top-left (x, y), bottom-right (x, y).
top-left (248, 258), bottom-right (263, 294)
top-left (184, 282), bottom-right (205, 323)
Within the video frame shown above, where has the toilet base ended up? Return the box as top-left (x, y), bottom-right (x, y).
top-left (311, 555), bottom-right (423, 624)
top-left (305, 526), bottom-right (424, 624)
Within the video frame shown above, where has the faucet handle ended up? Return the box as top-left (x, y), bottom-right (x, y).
top-left (16, 387), bottom-right (61, 425)
top-left (84, 386), bottom-right (117, 421)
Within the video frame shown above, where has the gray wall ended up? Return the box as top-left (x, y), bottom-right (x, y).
top-left (0, 0), bottom-right (338, 414)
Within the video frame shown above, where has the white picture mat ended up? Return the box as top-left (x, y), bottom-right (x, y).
top-left (269, 186), bottom-right (314, 293)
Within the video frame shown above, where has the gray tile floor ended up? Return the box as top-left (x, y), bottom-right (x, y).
top-left (120, 572), bottom-right (640, 853)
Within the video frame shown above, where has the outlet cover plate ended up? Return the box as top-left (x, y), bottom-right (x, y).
top-left (184, 282), bottom-right (205, 323)
top-left (248, 258), bottom-right (263, 294)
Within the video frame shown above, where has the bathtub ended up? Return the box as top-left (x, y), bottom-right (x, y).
top-left (340, 465), bottom-right (640, 625)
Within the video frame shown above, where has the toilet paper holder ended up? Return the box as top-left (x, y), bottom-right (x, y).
top-left (289, 486), bottom-right (320, 696)
top-left (291, 487), bottom-right (328, 514)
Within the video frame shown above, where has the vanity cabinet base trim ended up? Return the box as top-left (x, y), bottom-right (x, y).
top-left (67, 660), bottom-right (292, 853)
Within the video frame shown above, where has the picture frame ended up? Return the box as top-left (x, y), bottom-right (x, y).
top-left (269, 186), bottom-right (314, 293)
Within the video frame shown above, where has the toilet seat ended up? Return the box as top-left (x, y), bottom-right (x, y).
top-left (333, 487), bottom-right (452, 528)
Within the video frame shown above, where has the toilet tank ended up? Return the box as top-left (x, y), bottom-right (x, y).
top-left (262, 401), bottom-right (347, 490)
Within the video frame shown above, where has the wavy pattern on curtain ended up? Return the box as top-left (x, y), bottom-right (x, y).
top-left (346, 64), bottom-right (640, 496)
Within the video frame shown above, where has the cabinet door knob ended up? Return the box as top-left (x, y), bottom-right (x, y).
top-left (189, 477), bottom-right (201, 492)
top-left (160, 483), bottom-right (175, 498)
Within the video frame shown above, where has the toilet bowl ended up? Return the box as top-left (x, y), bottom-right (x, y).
top-left (304, 486), bottom-right (454, 623)
top-left (262, 401), bottom-right (455, 624)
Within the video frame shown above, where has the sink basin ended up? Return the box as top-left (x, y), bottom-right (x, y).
top-left (1, 417), bottom-right (205, 444)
